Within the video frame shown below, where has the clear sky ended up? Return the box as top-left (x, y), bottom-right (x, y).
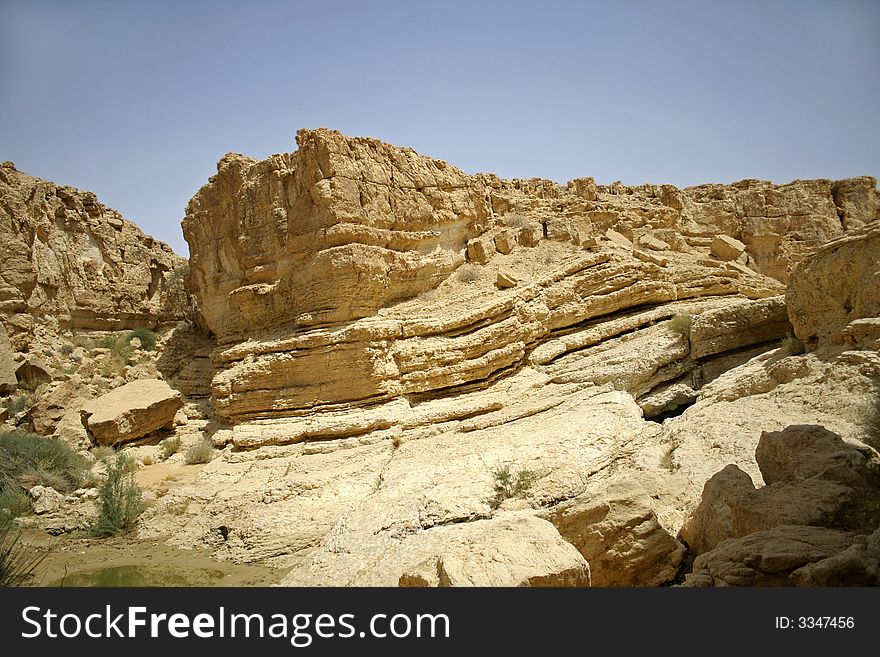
top-left (2, 0), bottom-right (878, 256)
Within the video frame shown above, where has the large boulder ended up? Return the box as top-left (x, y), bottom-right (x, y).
top-left (679, 425), bottom-right (878, 554)
top-left (80, 379), bottom-right (183, 445)
top-left (546, 479), bottom-right (685, 586)
top-left (786, 223), bottom-right (880, 347)
top-left (684, 525), bottom-right (879, 587)
top-left (395, 514), bottom-right (592, 587)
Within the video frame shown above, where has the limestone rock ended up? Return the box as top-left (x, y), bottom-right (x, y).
top-left (545, 219), bottom-right (572, 241)
top-left (494, 230), bottom-right (517, 255)
top-left (710, 234), bottom-right (746, 261)
top-left (80, 379), bottom-right (183, 445)
top-left (546, 479), bottom-right (685, 586)
top-left (29, 485), bottom-right (64, 514)
top-left (786, 224), bottom-right (880, 346)
top-left (518, 223), bottom-right (543, 247)
top-left (28, 375), bottom-right (92, 435)
top-left (639, 236), bottom-right (669, 252)
top-left (496, 270), bottom-right (518, 289)
top-left (0, 165), bottom-right (187, 338)
top-left (0, 322), bottom-right (15, 393)
top-left (15, 358), bottom-right (51, 389)
top-left (679, 425), bottom-right (879, 554)
top-left (684, 525), bottom-right (870, 586)
top-left (396, 514), bottom-right (591, 587)
top-left (605, 229), bottom-right (632, 249)
top-left (467, 236), bottom-right (495, 264)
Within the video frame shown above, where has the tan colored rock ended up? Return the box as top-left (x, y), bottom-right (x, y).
top-left (0, 322), bottom-right (15, 393)
top-left (494, 230), bottom-right (517, 255)
top-left (689, 296), bottom-right (791, 360)
top-left (15, 357), bottom-right (51, 389)
top-left (80, 379), bottom-right (183, 445)
top-left (466, 236), bottom-right (495, 264)
top-left (639, 235), bottom-right (669, 252)
top-left (28, 375), bottom-right (91, 435)
top-left (29, 485), bottom-right (64, 514)
top-left (518, 223), bottom-right (543, 247)
top-left (605, 228), bottom-right (632, 249)
top-left (633, 249), bottom-right (668, 267)
top-left (496, 270), bottom-right (519, 289)
top-left (546, 479), bottom-right (685, 586)
top-left (0, 165), bottom-right (187, 337)
top-left (679, 425), bottom-right (879, 554)
top-left (786, 224), bottom-right (880, 346)
top-left (710, 234), bottom-right (746, 261)
top-left (684, 525), bottom-right (870, 586)
top-left (545, 219), bottom-right (572, 241)
top-left (396, 514), bottom-right (591, 587)
top-left (53, 405), bottom-right (91, 450)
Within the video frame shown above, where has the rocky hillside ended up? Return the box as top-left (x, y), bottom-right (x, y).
top-left (0, 161), bottom-right (188, 352)
top-left (3, 130), bottom-right (877, 587)
top-left (128, 129), bottom-right (878, 586)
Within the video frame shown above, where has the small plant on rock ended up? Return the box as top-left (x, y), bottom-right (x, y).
top-left (184, 438), bottom-right (213, 465)
top-left (780, 333), bottom-right (805, 356)
top-left (457, 264), bottom-right (482, 283)
top-left (668, 313), bottom-right (693, 338)
top-left (126, 327), bottom-right (158, 351)
top-left (91, 454), bottom-right (143, 537)
top-left (491, 463), bottom-right (538, 506)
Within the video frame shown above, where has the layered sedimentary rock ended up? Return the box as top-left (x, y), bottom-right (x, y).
top-left (0, 161), bottom-right (187, 349)
top-left (80, 379), bottom-right (183, 445)
top-left (144, 128), bottom-right (879, 586)
top-left (786, 223), bottom-right (880, 348)
top-left (181, 129), bottom-right (879, 428)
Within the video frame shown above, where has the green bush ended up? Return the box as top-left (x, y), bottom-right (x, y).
top-left (126, 328), bottom-right (158, 351)
top-left (668, 313), bottom-right (693, 337)
top-left (3, 392), bottom-right (37, 417)
top-left (91, 454), bottom-right (143, 537)
top-left (184, 438), bottom-right (213, 465)
top-left (59, 344), bottom-right (74, 356)
top-left (780, 333), bottom-right (805, 356)
top-left (160, 436), bottom-right (182, 460)
top-left (0, 514), bottom-right (45, 587)
top-left (0, 430), bottom-right (89, 494)
top-left (491, 464), bottom-right (537, 505)
top-left (0, 487), bottom-right (31, 518)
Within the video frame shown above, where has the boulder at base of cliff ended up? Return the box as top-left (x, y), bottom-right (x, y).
top-left (80, 379), bottom-right (183, 445)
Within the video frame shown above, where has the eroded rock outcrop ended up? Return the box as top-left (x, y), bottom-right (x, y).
top-left (786, 223), bottom-right (880, 348)
top-left (0, 161), bottom-right (187, 350)
top-left (681, 425), bottom-right (880, 586)
top-left (80, 379), bottom-right (183, 445)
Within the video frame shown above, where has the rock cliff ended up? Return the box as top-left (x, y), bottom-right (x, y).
top-left (126, 128), bottom-right (879, 586)
top-left (0, 161), bottom-right (187, 351)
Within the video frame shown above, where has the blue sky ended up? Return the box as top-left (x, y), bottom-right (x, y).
top-left (2, 0), bottom-right (878, 256)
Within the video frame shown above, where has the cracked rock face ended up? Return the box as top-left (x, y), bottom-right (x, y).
top-left (0, 162), bottom-right (187, 350)
top-left (152, 128), bottom-right (880, 586)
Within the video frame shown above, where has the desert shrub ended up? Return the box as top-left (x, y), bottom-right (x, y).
top-left (0, 487), bottom-right (31, 518)
top-left (0, 514), bottom-right (45, 587)
top-left (91, 454), bottom-right (143, 537)
top-left (0, 430), bottom-right (88, 494)
top-left (780, 333), bottom-right (805, 356)
top-left (491, 464), bottom-right (537, 505)
top-left (668, 313), bottom-right (693, 338)
top-left (126, 327), bottom-right (158, 351)
top-left (161, 436), bottom-right (182, 460)
top-left (503, 214), bottom-right (528, 228)
top-left (166, 263), bottom-right (189, 289)
top-left (457, 264), bottom-right (482, 283)
top-left (59, 344), bottom-right (74, 356)
top-left (3, 392), bottom-right (37, 417)
top-left (91, 445), bottom-right (115, 462)
top-left (184, 438), bottom-right (213, 465)
top-left (94, 333), bottom-right (134, 377)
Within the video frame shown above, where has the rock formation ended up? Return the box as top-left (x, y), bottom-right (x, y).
top-left (80, 379), bottom-right (183, 445)
top-left (0, 161), bottom-right (188, 352)
top-left (5, 129), bottom-right (878, 588)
